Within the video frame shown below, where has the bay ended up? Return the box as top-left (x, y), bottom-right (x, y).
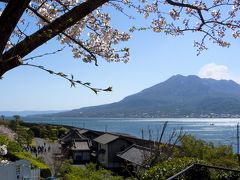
top-left (23, 117), bottom-right (240, 152)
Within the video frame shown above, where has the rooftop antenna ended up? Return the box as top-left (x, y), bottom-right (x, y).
top-left (105, 125), bottom-right (108, 132)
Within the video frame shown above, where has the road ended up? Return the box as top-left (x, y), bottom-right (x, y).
top-left (34, 138), bottom-right (61, 174)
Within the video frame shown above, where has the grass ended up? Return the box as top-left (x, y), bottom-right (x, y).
top-left (12, 152), bottom-right (49, 169)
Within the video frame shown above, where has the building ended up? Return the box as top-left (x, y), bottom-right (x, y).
top-left (94, 133), bottom-right (132, 168)
top-left (0, 160), bottom-right (40, 180)
top-left (60, 128), bottom-right (92, 163)
top-left (60, 128), bottom-right (158, 168)
top-left (60, 128), bottom-right (87, 147)
top-left (77, 129), bottom-right (103, 154)
top-left (117, 144), bottom-right (151, 172)
top-left (71, 139), bottom-right (91, 163)
top-left (77, 129), bottom-right (102, 140)
top-left (60, 128), bottom-right (88, 152)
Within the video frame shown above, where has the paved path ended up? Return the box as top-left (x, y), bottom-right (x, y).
top-left (34, 138), bottom-right (61, 172)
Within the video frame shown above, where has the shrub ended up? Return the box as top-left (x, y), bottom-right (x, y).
top-left (0, 135), bottom-right (22, 153)
top-left (175, 135), bottom-right (238, 169)
top-left (49, 128), bottom-right (58, 140)
top-left (16, 128), bottom-right (34, 146)
top-left (59, 162), bottom-right (123, 180)
top-left (30, 126), bottom-right (41, 137)
top-left (141, 157), bottom-right (208, 180)
top-left (58, 127), bottom-right (67, 137)
top-left (40, 168), bottom-right (52, 178)
top-left (141, 136), bottom-right (240, 180)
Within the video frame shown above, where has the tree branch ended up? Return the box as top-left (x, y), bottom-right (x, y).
top-left (0, 0), bottom-right (31, 55)
top-left (21, 63), bottom-right (112, 93)
top-left (0, 56), bottom-right (22, 77)
top-left (0, 0), bottom-right (8, 3)
top-left (3, 0), bottom-right (108, 60)
top-left (22, 47), bottom-right (65, 61)
top-left (165, 0), bottom-right (205, 24)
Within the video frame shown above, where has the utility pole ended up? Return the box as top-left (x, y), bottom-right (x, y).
top-left (237, 123), bottom-right (240, 165)
top-left (141, 128), bottom-right (144, 140)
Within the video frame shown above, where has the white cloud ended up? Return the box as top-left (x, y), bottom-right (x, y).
top-left (198, 63), bottom-right (231, 80)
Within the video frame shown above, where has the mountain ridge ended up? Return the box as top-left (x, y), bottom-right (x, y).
top-left (44, 75), bottom-right (240, 118)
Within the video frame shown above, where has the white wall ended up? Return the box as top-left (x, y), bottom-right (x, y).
top-left (0, 160), bottom-right (31, 180)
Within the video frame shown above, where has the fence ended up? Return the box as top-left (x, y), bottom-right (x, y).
top-left (31, 168), bottom-right (40, 180)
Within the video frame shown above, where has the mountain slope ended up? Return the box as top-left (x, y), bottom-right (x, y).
top-left (52, 75), bottom-right (240, 118)
top-left (0, 110), bottom-right (64, 117)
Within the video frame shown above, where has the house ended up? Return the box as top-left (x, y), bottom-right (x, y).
top-left (77, 129), bottom-right (102, 140)
top-left (60, 128), bottom-right (102, 147)
top-left (60, 128), bottom-right (89, 149)
top-left (117, 144), bottom-right (151, 172)
top-left (60, 128), bottom-right (87, 146)
top-left (94, 133), bottom-right (132, 169)
top-left (0, 160), bottom-right (40, 180)
top-left (71, 139), bottom-right (91, 164)
top-left (60, 128), bottom-right (92, 163)
top-left (77, 129), bottom-right (103, 153)
top-left (60, 128), bottom-right (160, 168)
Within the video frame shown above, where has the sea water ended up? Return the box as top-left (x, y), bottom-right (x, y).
top-left (23, 117), bottom-right (240, 152)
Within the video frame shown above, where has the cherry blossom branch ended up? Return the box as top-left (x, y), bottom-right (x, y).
top-left (21, 62), bottom-right (112, 93)
top-left (108, 2), bottom-right (135, 19)
top-left (22, 47), bottom-right (65, 61)
top-left (1, 0), bottom-right (240, 81)
top-left (0, 0), bottom-right (108, 77)
top-left (3, 0), bottom-right (108, 61)
top-left (204, 20), bottom-right (240, 29)
top-left (35, 0), bottom-right (49, 12)
top-left (28, 6), bottom-right (98, 66)
top-left (165, 0), bottom-right (205, 24)
top-left (206, 2), bottom-right (233, 11)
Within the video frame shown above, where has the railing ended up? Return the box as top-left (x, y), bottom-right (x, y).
top-left (31, 168), bottom-right (40, 180)
top-left (167, 163), bottom-right (240, 180)
top-left (167, 164), bottom-right (195, 180)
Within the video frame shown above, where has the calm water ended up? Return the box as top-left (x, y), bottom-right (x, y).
top-left (23, 117), bottom-right (240, 152)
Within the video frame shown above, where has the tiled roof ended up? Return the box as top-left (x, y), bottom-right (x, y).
top-left (78, 129), bottom-right (89, 134)
top-left (94, 133), bottom-right (119, 144)
top-left (117, 144), bottom-right (151, 166)
top-left (60, 128), bottom-right (87, 143)
top-left (71, 141), bottom-right (90, 151)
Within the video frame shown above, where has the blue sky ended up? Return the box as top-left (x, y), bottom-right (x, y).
top-left (1, 4), bottom-right (240, 111)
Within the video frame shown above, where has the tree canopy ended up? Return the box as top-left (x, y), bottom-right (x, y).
top-left (0, 0), bottom-right (239, 91)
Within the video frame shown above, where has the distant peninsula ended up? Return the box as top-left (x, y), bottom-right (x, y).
top-left (41, 75), bottom-right (240, 118)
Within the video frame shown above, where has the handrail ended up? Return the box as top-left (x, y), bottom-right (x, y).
top-left (195, 163), bottom-right (240, 173)
top-left (167, 164), bottom-right (195, 180)
top-left (167, 163), bottom-right (240, 180)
